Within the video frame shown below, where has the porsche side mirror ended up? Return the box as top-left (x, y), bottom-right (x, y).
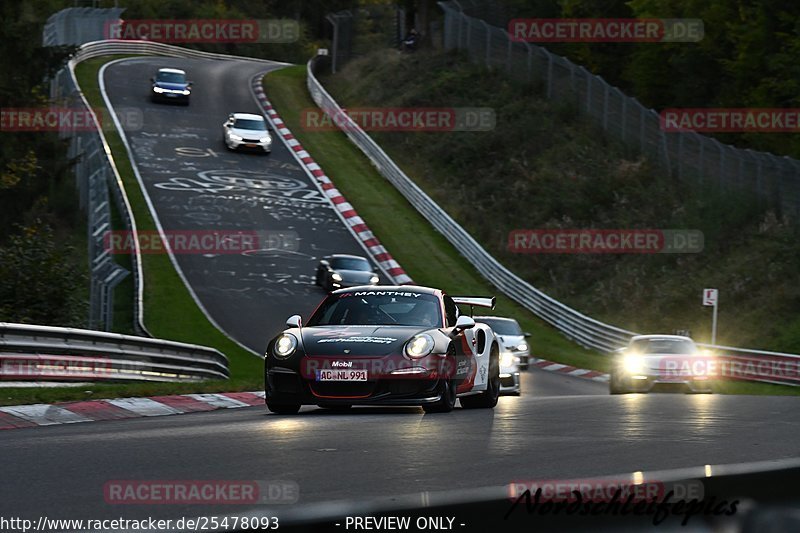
top-left (286, 315), bottom-right (302, 328)
top-left (454, 316), bottom-right (475, 331)
top-left (523, 332), bottom-right (532, 337)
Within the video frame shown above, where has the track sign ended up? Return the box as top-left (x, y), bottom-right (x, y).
top-left (703, 289), bottom-right (718, 306)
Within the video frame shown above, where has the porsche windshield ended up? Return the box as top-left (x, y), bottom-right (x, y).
top-left (308, 291), bottom-right (442, 327)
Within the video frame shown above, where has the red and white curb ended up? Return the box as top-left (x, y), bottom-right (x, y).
top-left (250, 75), bottom-right (413, 285)
top-left (530, 357), bottom-right (609, 382)
top-left (0, 391), bottom-right (265, 430)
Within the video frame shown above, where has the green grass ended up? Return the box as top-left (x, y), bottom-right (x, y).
top-left (0, 56), bottom-right (263, 406)
top-left (264, 66), bottom-right (607, 372)
top-left (263, 65), bottom-right (800, 397)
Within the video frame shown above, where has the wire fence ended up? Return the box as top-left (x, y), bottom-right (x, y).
top-left (327, 6), bottom-right (404, 73)
top-left (439, 1), bottom-right (800, 220)
top-left (44, 8), bottom-right (134, 332)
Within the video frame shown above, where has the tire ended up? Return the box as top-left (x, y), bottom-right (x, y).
top-left (423, 378), bottom-right (457, 413)
top-left (460, 344), bottom-right (500, 409)
top-left (609, 371), bottom-right (628, 395)
top-left (266, 402), bottom-right (301, 415)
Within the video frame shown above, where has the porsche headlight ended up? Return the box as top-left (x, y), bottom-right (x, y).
top-left (181, 89), bottom-right (191, 95)
top-left (369, 275), bottom-right (379, 284)
top-left (405, 334), bottom-right (435, 358)
top-left (260, 136), bottom-right (271, 143)
top-left (229, 134), bottom-right (243, 141)
top-left (331, 272), bottom-right (343, 282)
top-left (622, 353), bottom-right (644, 374)
top-left (500, 353), bottom-right (515, 367)
top-left (153, 86), bottom-right (166, 93)
top-left (516, 343), bottom-right (528, 352)
top-left (273, 333), bottom-right (298, 358)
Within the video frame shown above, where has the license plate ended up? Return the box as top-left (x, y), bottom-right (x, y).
top-left (245, 143), bottom-right (258, 148)
top-left (166, 93), bottom-right (177, 97)
top-left (316, 369), bottom-right (368, 381)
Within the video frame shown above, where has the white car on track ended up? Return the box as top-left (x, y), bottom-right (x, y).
top-left (609, 335), bottom-right (717, 394)
top-left (223, 112), bottom-right (273, 153)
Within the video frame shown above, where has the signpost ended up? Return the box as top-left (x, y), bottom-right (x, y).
top-left (703, 289), bottom-right (719, 344)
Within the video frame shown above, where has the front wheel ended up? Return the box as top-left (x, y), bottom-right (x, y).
top-left (423, 378), bottom-right (457, 413)
top-left (609, 372), bottom-right (628, 395)
top-left (266, 402), bottom-right (301, 414)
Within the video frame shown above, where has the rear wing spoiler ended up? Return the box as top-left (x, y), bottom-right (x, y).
top-left (452, 296), bottom-right (496, 316)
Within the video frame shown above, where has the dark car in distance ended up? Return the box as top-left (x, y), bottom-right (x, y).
top-left (315, 254), bottom-right (379, 292)
top-left (151, 68), bottom-right (191, 104)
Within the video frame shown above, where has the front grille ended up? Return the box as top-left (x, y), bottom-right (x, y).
top-left (310, 381), bottom-right (376, 398)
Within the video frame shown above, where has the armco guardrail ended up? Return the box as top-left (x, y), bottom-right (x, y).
top-left (305, 55), bottom-right (800, 386)
top-left (0, 323), bottom-right (229, 382)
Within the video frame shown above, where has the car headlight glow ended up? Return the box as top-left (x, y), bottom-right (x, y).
top-left (331, 272), bottom-right (343, 282)
top-left (405, 334), bottom-right (435, 358)
top-left (229, 134), bottom-right (243, 141)
top-left (259, 136), bottom-right (271, 143)
top-left (500, 353), bottom-right (515, 368)
top-left (273, 333), bottom-right (298, 358)
top-left (181, 89), bottom-right (190, 95)
top-left (622, 353), bottom-right (645, 374)
top-left (516, 343), bottom-right (528, 352)
top-left (153, 86), bottom-right (166, 93)
top-left (369, 275), bottom-right (379, 284)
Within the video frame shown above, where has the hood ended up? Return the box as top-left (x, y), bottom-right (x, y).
top-left (230, 127), bottom-right (269, 140)
top-left (154, 81), bottom-right (189, 90)
top-left (497, 334), bottom-right (524, 347)
top-left (300, 325), bottom-right (429, 356)
top-left (333, 269), bottom-right (376, 283)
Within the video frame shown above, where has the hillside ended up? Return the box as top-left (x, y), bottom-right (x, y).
top-left (321, 50), bottom-right (800, 352)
